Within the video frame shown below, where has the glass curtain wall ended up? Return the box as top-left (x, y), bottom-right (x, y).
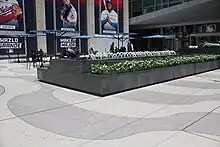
top-left (129, 0), bottom-right (193, 17)
top-left (129, 0), bottom-right (143, 17)
top-left (143, 0), bottom-right (154, 14)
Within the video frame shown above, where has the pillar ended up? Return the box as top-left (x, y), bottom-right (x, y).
top-left (124, 0), bottom-right (129, 33)
top-left (35, 0), bottom-right (47, 53)
top-left (87, 0), bottom-right (95, 50)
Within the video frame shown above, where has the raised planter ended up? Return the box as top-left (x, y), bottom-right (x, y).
top-left (38, 59), bottom-right (220, 96)
top-left (179, 48), bottom-right (220, 54)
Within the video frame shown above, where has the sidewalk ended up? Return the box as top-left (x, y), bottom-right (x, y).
top-left (0, 60), bottom-right (220, 147)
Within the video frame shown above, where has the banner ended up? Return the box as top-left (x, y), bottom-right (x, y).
top-left (59, 38), bottom-right (77, 48)
top-left (0, 36), bottom-right (24, 55)
top-left (197, 24), bottom-right (216, 33)
top-left (0, 0), bottom-right (24, 30)
top-left (95, 0), bottom-right (123, 34)
top-left (57, 37), bottom-right (79, 53)
top-left (56, 0), bottom-right (79, 31)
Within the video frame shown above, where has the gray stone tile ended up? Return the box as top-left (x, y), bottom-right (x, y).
top-left (7, 84), bottom-right (67, 116)
top-left (174, 94), bottom-right (220, 104)
top-left (0, 75), bottom-right (37, 82)
top-left (7, 81), bottom-right (209, 140)
top-left (9, 93), bottom-right (208, 140)
top-left (19, 105), bottom-right (126, 139)
top-left (116, 89), bottom-right (220, 105)
top-left (186, 113), bottom-right (220, 137)
top-left (166, 80), bottom-right (220, 89)
top-left (99, 112), bottom-right (205, 140)
top-left (116, 89), bottom-right (186, 104)
top-left (8, 67), bottom-right (37, 74)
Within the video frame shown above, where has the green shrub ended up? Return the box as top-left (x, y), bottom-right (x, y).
top-left (91, 54), bottom-right (220, 75)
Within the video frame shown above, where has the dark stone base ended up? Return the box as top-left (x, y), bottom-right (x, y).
top-left (37, 59), bottom-right (220, 96)
top-left (179, 48), bottom-right (220, 54)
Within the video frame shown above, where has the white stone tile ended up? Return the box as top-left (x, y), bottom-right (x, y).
top-left (0, 117), bottom-right (88, 147)
top-left (142, 85), bottom-right (220, 96)
top-left (0, 78), bottom-right (41, 120)
top-left (192, 132), bottom-right (220, 142)
top-left (149, 101), bottom-right (220, 118)
top-left (53, 88), bottom-right (100, 104)
top-left (73, 96), bottom-right (165, 118)
top-left (81, 131), bottom-right (177, 147)
top-left (157, 131), bottom-right (220, 147)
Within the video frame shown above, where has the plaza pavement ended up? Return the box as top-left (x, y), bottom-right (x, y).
top-left (0, 59), bottom-right (220, 147)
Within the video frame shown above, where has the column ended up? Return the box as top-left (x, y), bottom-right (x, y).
top-left (87, 0), bottom-right (95, 49)
top-left (35, 0), bottom-right (47, 53)
top-left (123, 0), bottom-right (129, 33)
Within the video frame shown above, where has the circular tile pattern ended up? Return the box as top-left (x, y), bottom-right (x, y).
top-left (7, 85), bottom-right (220, 140)
top-left (0, 85), bottom-right (5, 96)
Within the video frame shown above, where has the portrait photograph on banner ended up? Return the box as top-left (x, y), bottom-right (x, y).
top-left (95, 0), bottom-right (123, 34)
top-left (0, 0), bottom-right (24, 30)
top-left (56, 0), bottom-right (79, 31)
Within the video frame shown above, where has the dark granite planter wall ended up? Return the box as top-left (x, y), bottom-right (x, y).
top-left (179, 48), bottom-right (220, 54)
top-left (38, 59), bottom-right (220, 96)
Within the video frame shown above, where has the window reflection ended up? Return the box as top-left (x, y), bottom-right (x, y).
top-left (129, 0), bottom-right (193, 18)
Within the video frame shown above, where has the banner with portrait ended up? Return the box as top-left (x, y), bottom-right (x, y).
top-left (0, 0), bottom-right (24, 31)
top-left (56, 0), bottom-right (79, 31)
top-left (0, 36), bottom-right (24, 55)
top-left (95, 0), bottom-right (123, 34)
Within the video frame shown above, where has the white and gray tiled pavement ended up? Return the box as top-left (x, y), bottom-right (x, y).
top-left (0, 60), bottom-right (220, 147)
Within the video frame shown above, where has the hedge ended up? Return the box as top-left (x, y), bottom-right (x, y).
top-left (91, 54), bottom-right (220, 75)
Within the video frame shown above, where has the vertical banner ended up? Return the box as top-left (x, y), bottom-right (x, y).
top-left (0, 36), bottom-right (24, 55)
top-left (0, 0), bottom-right (24, 30)
top-left (55, 0), bottom-right (84, 53)
top-left (56, 0), bottom-right (79, 31)
top-left (95, 0), bottom-right (123, 34)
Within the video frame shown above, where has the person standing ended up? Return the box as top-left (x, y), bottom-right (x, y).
top-left (109, 42), bottom-right (114, 53)
top-left (127, 41), bottom-right (132, 52)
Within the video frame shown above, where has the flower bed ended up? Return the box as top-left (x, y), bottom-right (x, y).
top-left (91, 54), bottom-right (220, 75)
top-left (87, 50), bottom-right (176, 60)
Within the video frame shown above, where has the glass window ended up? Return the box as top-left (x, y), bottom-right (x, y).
top-left (143, 0), bottom-right (154, 13)
top-left (129, 0), bottom-right (143, 17)
top-left (129, 0), bottom-right (193, 17)
top-left (169, 0), bottom-right (182, 7)
top-left (155, 0), bottom-right (169, 10)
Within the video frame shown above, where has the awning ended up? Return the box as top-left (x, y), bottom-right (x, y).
top-left (70, 35), bottom-right (135, 40)
top-left (7, 34), bottom-right (46, 38)
top-left (143, 35), bottom-right (175, 39)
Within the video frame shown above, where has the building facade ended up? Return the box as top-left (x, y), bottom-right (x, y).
top-left (0, 0), bottom-right (129, 56)
top-left (129, 0), bottom-right (220, 51)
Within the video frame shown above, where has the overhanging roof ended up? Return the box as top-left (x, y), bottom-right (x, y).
top-left (130, 0), bottom-right (220, 29)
